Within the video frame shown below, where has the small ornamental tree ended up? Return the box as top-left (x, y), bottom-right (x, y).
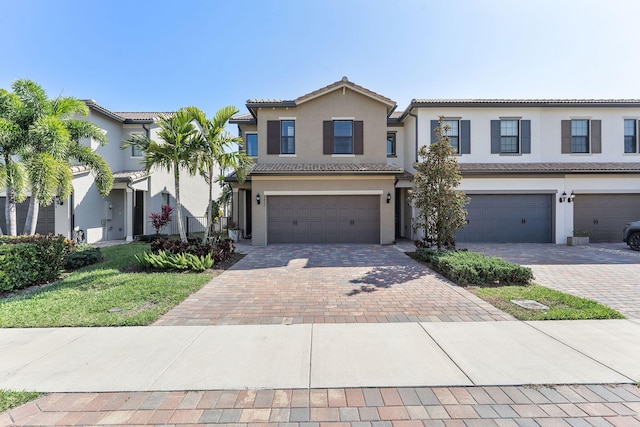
top-left (150, 204), bottom-right (173, 235)
top-left (411, 117), bottom-right (469, 249)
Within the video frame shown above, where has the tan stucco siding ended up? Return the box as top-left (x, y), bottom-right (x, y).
top-left (250, 175), bottom-right (396, 246)
top-left (255, 88), bottom-right (389, 164)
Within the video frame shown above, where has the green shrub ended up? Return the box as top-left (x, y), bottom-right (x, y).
top-left (415, 248), bottom-right (533, 286)
top-left (0, 235), bottom-right (71, 291)
top-left (135, 250), bottom-right (214, 272)
top-left (65, 244), bottom-right (103, 269)
top-left (150, 236), bottom-right (235, 262)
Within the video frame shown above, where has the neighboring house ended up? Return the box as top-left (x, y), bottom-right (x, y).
top-left (1, 101), bottom-right (211, 243)
top-left (229, 77), bottom-right (640, 245)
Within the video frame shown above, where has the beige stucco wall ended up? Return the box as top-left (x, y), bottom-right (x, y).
top-left (250, 175), bottom-right (396, 246)
top-left (253, 88), bottom-right (389, 164)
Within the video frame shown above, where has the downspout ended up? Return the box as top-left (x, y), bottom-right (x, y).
top-left (141, 123), bottom-right (150, 138)
top-left (407, 108), bottom-right (419, 163)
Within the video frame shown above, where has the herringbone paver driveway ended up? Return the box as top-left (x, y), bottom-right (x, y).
top-left (461, 243), bottom-right (640, 319)
top-left (155, 244), bottom-right (512, 325)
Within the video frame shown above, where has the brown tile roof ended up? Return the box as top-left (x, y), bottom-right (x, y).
top-left (459, 162), bottom-right (640, 174)
top-left (229, 113), bottom-right (255, 124)
top-left (410, 99), bottom-right (640, 107)
top-left (112, 170), bottom-right (150, 182)
top-left (71, 165), bottom-right (90, 175)
top-left (250, 162), bottom-right (405, 174)
top-left (113, 112), bottom-right (174, 121)
top-left (243, 77), bottom-right (397, 117)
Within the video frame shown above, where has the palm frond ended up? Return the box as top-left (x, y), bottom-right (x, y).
top-left (65, 120), bottom-right (107, 145)
top-left (73, 144), bottom-right (113, 197)
top-left (50, 96), bottom-right (89, 118)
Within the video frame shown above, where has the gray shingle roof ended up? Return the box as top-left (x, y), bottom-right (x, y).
top-left (84, 100), bottom-right (174, 123)
top-left (459, 162), bottom-right (640, 174)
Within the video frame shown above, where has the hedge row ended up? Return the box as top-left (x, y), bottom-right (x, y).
top-left (415, 248), bottom-right (533, 286)
top-left (0, 235), bottom-right (72, 291)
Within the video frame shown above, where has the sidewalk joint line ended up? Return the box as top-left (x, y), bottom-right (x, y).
top-left (417, 322), bottom-right (475, 386)
top-left (308, 323), bottom-right (314, 392)
top-left (522, 320), bottom-right (636, 383)
top-left (146, 326), bottom-right (207, 390)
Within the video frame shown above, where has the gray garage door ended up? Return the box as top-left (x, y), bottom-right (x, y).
top-left (0, 197), bottom-right (56, 235)
top-left (573, 194), bottom-right (640, 242)
top-left (267, 195), bottom-right (380, 244)
top-left (456, 194), bottom-right (553, 243)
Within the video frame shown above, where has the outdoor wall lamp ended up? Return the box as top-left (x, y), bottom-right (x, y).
top-left (386, 192), bottom-right (392, 204)
top-left (55, 195), bottom-right (64, 206)
top-left (256, 193), bottom-right (261, 205)
top-left (559, 191), bottom-right (567, 203)
top-left (568, 191), bottom-right (575, 203)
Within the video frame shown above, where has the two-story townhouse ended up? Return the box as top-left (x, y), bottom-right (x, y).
top-left (231, 78), bottom-right (640, 246)
top-left (400, 100), bottom-right (640, 244)
top-left (229, 77), bottom-right (403, 245)
top-left (0, 101), bottom-right (211, 243)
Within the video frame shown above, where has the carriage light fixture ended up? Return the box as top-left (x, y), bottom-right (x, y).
top-left (386, 192), bottom-right (391, 204)
top-left (256, 193), bottom-right (261, 205)
top-left (568, 191), bottom-right (575, 203)
top-left (559, 191), bottom-right (567, 203)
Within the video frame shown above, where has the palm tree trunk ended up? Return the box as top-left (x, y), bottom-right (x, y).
top-left (201, 164), bottom-right (214, 244)
top-left (23, 196), bottom-right (39, 235)
top-left (173, 163), bottom-right (187, 242)
top-left (5, 190), bottom-right (17, 236)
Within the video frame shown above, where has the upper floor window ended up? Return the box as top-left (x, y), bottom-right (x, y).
top-left (387, 132), bottom-right (396, 157)
top-left (245, 133), bottom-right (258, 157)
top-left (443, 120), bottom-right (459, 153)
top-left (561, 119), bottom-right (601, 154)
top-left (624, 119), bottom-right (637, 153)
top-left (267, 119), bottom-right (296, 155)
top-left (281, 120), bottom-right (295, 154)
top-left (500, 120), bottom-right (519, 153)
top-left (571, 120), bottom-right (589, 153)
top-left (323, 120), bottom-right (364, 155)
top-left (430, 119), bottom-right (470, 154)
top-left (333, 120), bottom-right (353, 154)
top-left (132, 146), bottom-right (143, 157)
top-left (490, 119), bottom-right (531, 154)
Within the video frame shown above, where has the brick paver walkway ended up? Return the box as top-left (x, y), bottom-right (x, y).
top-left (460, 243), bottom-right (640, 319)
top-left (5, 385), bottom-right (639, 426)
top-left (155, 245), bottom-right (513, 326)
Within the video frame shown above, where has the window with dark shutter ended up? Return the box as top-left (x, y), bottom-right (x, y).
top-left (591, 120), bottom-right (601, 153)
top-left (561, 120), bottom-right (572, 153)
top-left (323, 121), bottom-right (333, 154)
top-left (521, 120), bottom-right (531, 154)
top-left (354, 120), bottom-right (363, 154)
top-left (460, 120), bottom-right (471, 154)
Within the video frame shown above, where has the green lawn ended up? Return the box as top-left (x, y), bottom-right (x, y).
top-left (0, 243), bottom-right (213, 327)
top-left (471, 284), bottom-right (624, 321)
top-left (0, 390), bottom-right (41, 412)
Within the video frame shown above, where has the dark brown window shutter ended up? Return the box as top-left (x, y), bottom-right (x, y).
top-left (267, 120), bottom-right (280, 154)
top-left (323, 121), bottom-right (333, 155)
top-left (354, 121), bottom-right (364, 155)
top-left (561, 120), bottom-right (571, 153)
top-left (591, 120), bottom-right (602, 153)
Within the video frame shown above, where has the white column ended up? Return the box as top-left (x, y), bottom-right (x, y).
top-left (125, 188), bottom-right (134, 242)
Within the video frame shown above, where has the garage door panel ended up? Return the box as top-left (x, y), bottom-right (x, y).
top-left (457, 194), bottom-right (552, 243)
top-left (0, 197), bottom-right (55, 235)
top-left (267, 195), bottom-right (380, 244)
top-left (574, 194), bottom-right (640, 243)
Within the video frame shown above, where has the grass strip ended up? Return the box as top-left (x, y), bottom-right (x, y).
top-left (470, 284), bottom-right (624, 320)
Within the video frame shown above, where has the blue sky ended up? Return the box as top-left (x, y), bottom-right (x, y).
top-left (2, 0), bottom-right (640, 117)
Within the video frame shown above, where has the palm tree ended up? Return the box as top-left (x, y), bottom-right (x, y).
top-left (0, 79), bottom-right (113, 235)
top-left (185, 106), bottom-right (251, 243)
top-left (122, 109), bottom-right (200, 242)
top-left (0, 85), bottom-right (30, 235)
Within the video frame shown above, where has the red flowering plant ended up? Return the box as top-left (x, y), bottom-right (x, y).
top-left (150, 204), bottom-right (174, 235)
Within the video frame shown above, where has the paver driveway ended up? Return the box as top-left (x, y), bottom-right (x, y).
top-left (460, 243), bottom-right (640, 319)
top-left (155, 244), bottom-right (512, 325)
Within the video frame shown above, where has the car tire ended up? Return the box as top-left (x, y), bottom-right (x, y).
top-left (628, 232), bottom-right (640, 251)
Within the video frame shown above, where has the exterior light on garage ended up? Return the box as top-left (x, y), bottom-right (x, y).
top-left (386, 192), bottom-right (392, 204)
top-left (568, 191), bottom-right (576, 203)
top-left (256, 193), bottom-right (261, 205)
top-left (559, 191), bottom-right (567, 203)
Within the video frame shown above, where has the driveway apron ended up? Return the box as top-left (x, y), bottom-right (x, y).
top-left (155, 244), bottom-right (513, 325)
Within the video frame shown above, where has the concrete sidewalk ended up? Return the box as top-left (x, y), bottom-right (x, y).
top-left (1, 319), bottom-right (639, 393)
